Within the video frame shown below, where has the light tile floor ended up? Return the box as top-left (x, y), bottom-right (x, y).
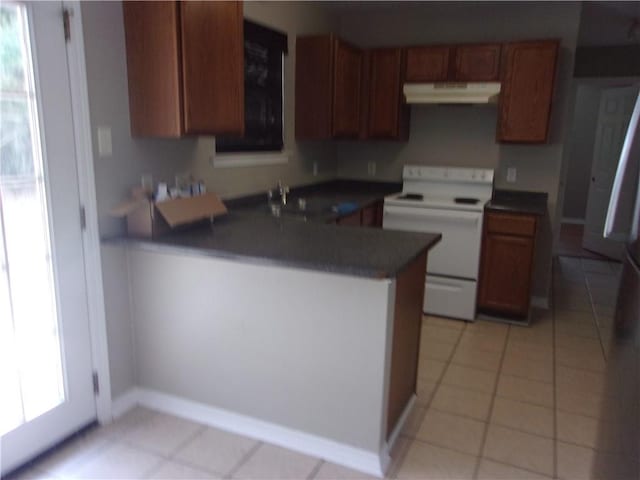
top-left (7, 256), bottom-right (639, 479)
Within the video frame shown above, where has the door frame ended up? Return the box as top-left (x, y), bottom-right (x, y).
top-left (556, 76), bottom-right (640, 253)
top-left (63, 1), bottom-right (112, 423)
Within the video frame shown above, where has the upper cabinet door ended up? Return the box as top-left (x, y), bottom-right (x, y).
top-left (123, 1), bottom-right (244, 137)
top-left (180, 1), bottom-right (244, 135)
top-left (453, 44), bottom-right (501, 81)
top-left (497, 40), bottom-right (559, 143)
top-left (405, 46), bottom-right (450, 82)
top-left (332, 40), bottom-right (363, 138)
top-left (295, 35), bottom-right (334, 140)
top-left (368, 48), bottom-right (409, 140)
top-left (123, 1), bottom-right (183, 137)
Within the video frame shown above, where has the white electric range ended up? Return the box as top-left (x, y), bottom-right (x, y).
top-left (383, 165), bottom-right (494, 321)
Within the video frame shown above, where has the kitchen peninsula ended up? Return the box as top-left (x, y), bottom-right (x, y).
top-left (108, 189), bottom-right (440, 477)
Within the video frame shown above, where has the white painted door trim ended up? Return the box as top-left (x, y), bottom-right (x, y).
top-left (63, 1), bottom-right (112, 423)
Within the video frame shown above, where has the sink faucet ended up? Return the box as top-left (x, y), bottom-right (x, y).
top-left (277, 180), bottom-right (290, 206)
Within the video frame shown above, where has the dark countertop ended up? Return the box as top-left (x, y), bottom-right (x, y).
top-left (486, 189), bottom-right (548, 216)
top-left (226, 179), bottom-right (402, 223)
top-left (106, 180), bottom-right (441, 279)
top-left (115, 213), bottom-right (440, 279)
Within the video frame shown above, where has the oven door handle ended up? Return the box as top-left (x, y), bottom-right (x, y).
top-left (383, 205), bottom-right (481, 224)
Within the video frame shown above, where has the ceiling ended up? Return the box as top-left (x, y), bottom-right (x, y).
top-left (319, 1), bottom-right (640, 47)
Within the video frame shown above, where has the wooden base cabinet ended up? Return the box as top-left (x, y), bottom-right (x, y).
top-left (123, 1), bottom-right (244, 137)
top-left (478, 211), bottom-right (537, 318)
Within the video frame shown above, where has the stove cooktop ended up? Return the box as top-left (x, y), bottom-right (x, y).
top-left (397, 193), bottom-right (424, 201)
top-left (454, 197), bottom-right (480, 205)
top-left (385, 192), bottom-right (489, 212)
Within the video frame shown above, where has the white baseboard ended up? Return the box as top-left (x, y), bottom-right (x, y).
top-left (111, 387), bottom-right (386, 477)
top-left (561, 217), bottom-right (585, 225)
top-left (111, 388), bottom-right (140, 419)
top-left (531, 296), bottom-right (550, 309)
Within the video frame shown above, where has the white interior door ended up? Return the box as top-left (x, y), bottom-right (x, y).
top-left (583, 86), bottom-right (639, 260)
top-left (1, 2), bottom-right (95, 474)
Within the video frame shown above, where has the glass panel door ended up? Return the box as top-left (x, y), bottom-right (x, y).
top-left (0, 2), bottom-right (96, 474)
top-left (1, 2), bottom-right (65, 436)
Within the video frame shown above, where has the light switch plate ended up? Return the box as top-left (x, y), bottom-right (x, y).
top-left (367, 161), bottom-right (376, 176)
top-left (506, 167), bottom-right (517, 183)
top-left (97, 126), bottom-right (112, 157)
top-left (313, 161), bottom-right (318, 176)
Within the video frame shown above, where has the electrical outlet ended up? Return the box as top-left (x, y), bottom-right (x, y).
top-left (506, 167), bottom-right (517, 183)
top-left (367, 161), bottom-right (376, 176)
top-left (312, 161), bottom-right (318, 176)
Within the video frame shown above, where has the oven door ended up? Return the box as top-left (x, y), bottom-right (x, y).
top-left (383, 204), bottom-right (484, 279)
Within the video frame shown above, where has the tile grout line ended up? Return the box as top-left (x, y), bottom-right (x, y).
top-left (583, 267), bottom-right (610, 360)
top-left (224, 440), bottom-right (263, 479)
top-left (471, 323), bottom-right (510, 480)
top-left (552, 269), bottom-right (560, 480)
top-left (307, 459), bottom-right (324, 480)
top-left (390, 317), bottom-right (468, 479)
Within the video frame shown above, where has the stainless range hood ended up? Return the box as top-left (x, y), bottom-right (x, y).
top-left (403, 82), bottom-right (501, 105)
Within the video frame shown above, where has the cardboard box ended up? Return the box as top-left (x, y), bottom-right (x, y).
top-left (111, 191), bottom-right (228, 238)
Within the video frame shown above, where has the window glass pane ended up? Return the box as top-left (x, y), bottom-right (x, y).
top-left (216, 21), bottom-right (286, 153)
top-left (0, 4), bottom-right (27, 91)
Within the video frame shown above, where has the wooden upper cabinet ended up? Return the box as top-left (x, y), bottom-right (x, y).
top-left (405, 43), bottom-right (500, 82)
top-left (123, 1), bottom-right (244, 137)
top-left (123, 1), bottom-right (182, 137)
top-left (295, 35), bottom-right (362, 140)
top-left (332, 40), bottom-right (363, 137)
top-left (295, 36), bottom-right (333, 139)
top-left (452, 44), bottom-right (501, 81)
top-left (368, 48), bottom-right (409, 140)
top-left (497, 40), bottom-right (559, 143)
top-left (180, 2), bottom-right (244, 135)
top-left (405, 46), bottom-right (451, 82)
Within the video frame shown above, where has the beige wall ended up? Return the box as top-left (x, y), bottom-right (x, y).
top-left (188, 1), bottom-right (338, 199)
top-left (335, 1), bottom-right (582, 300)
top-left (81, 1), bottom-right (197, 238)
top-left (80, 1), bottom-right (338, 400)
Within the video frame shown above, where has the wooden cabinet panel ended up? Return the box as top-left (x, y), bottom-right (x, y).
top-left (336, 210), bottom-right (361, 226)
top-left (295, 36), bottom-right (362, 139)
top-left (295, 35), bottom-right (333, 139)
top-left (453, 44), bottom-right (501, 81)
top-left (478, 233), bottom-right (535, 316)
top-left (486, 212), bottom-right (536, 236)
top-left (368, 48), bottom-right (409, 140)
top-left (332, 40), bottom-right (363, 138)
top-left (180, 1), bottom-right (244, 135)
top-left (478, 211), bottom-right (537, 318)
top-left (123, 1), bottom-right (244, 137)
top-left (405, 46), bottom-right (451, 82)
top-left (497, 40), bottom-right (559, 143)
top-left (361, 203), bottom-right (379, 227)
top-left (123, 1), bottom-right (183, 137)
top-left (387, 252), bottom-right (426, 437)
